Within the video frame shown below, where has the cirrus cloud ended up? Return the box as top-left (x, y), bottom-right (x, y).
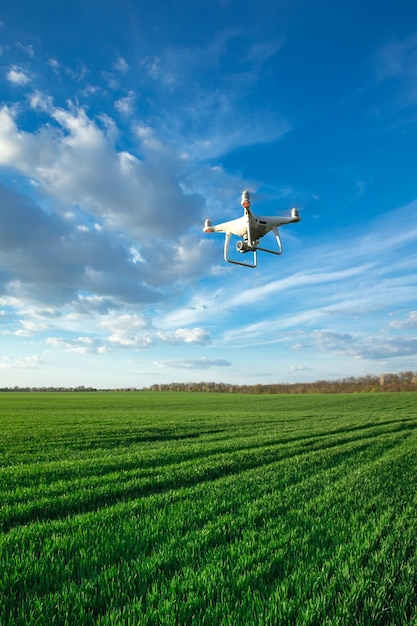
top-left (155, 357), bottom-right (231, 369)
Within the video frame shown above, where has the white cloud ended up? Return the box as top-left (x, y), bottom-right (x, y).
top-left (0, 355), bottom-right (42, 369)
top-left (115, 91), bottom-right (136, 115)
top-left (0, 183), bottom-right (171, 306)
top-left (114, 56), bottom-right (129, 74)
top-left (230, 265), bottom-right (372, 309)
top-left (135, 33), bottom-right (291, 160)
top-left (157, 263), bottom-right (377, 333)
top-left (389, 310), bottom-right (417, 329)
top-left (28, 90), bottom-right (53, 112)
top-left (156, 327), bottom-right (210, 344)
top-left (0, 106), bottom-right (23, 162)
top-left (100, 313), bottom-right (153, 347)
top-left (303, 330), bottom-right (417, 361)
top-left (140, 56), bottom-right (163, 82)
top-left (18, 318), bottom-right (48, 333)
top-left (46, 336), bottom-right (109, 354)
top-left (0, 103), bottom-right (203, 240)
top-left (6, 66), bottom-right (30, 85)
top-left (71, 294), bottom-right (115, 316)
top-left (99, 314), bottom-right (210, 348)
top-left (47, 57), bottom-right (60, 73)
top-left (155, 357), bottom-right (231, 369)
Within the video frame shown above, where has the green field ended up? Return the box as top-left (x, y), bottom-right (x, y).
top-left (1, 392), bottom-right (417, 625)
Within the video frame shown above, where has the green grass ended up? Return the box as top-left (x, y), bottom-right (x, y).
top-left (1, 392), bottom-right (417, 625)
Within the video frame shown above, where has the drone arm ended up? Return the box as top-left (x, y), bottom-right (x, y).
top-left (255, 226), bottom-right (283, 255)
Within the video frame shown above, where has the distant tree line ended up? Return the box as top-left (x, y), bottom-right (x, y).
top-left (143, 372), bottom-right (417, 394)
top-left (4, 372), bottom-right (416, 393)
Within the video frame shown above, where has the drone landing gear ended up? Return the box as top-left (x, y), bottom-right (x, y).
top-left (223, 227), bottom-right (283, 268)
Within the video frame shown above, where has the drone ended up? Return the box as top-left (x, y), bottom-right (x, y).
top-left (203, 190), bottom-right (301, 267)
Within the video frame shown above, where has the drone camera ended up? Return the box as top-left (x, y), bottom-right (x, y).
top-left (236, 240), bottom-right (250, 253)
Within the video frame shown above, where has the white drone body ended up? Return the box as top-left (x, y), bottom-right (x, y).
top-left (203, 190), bottom-right (301, 267)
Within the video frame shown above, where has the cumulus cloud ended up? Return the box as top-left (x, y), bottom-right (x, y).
top-left (0, 183), bottom-right (167, 306)
top-left (156, 327), bottom-right (210, 344)
top-left (100, 314), bottom-right (154, 348)
top-left (28, 90), bottom-right (54, 112)
top-left (389, 310), bottom-right (417, 329)
top-left (71, 294), bottom-right (116, 316)
top-left (114, 56), bottom-right (129, 74)
top-left (114, 91), bottom-right (136, 115)
top-left (99, 314), bottom-right (210, 349)
top-left (46, 336), bottom-right (109, 354)
top-left (0, 103), bottom-right (203, 240)
top-left (6, 66), bottom-right (30, 85)
top-left (359, 337), bottom-right (417, 360)
top-left (139, 55), bottom-right (177, 88)
top-left (47, 57), bottom-right (60, 73)
top-left (0, 355), bottom-right (42, 369)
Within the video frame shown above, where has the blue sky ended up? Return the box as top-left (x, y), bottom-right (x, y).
top-left (1, 0), bottom-right (417, 388)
